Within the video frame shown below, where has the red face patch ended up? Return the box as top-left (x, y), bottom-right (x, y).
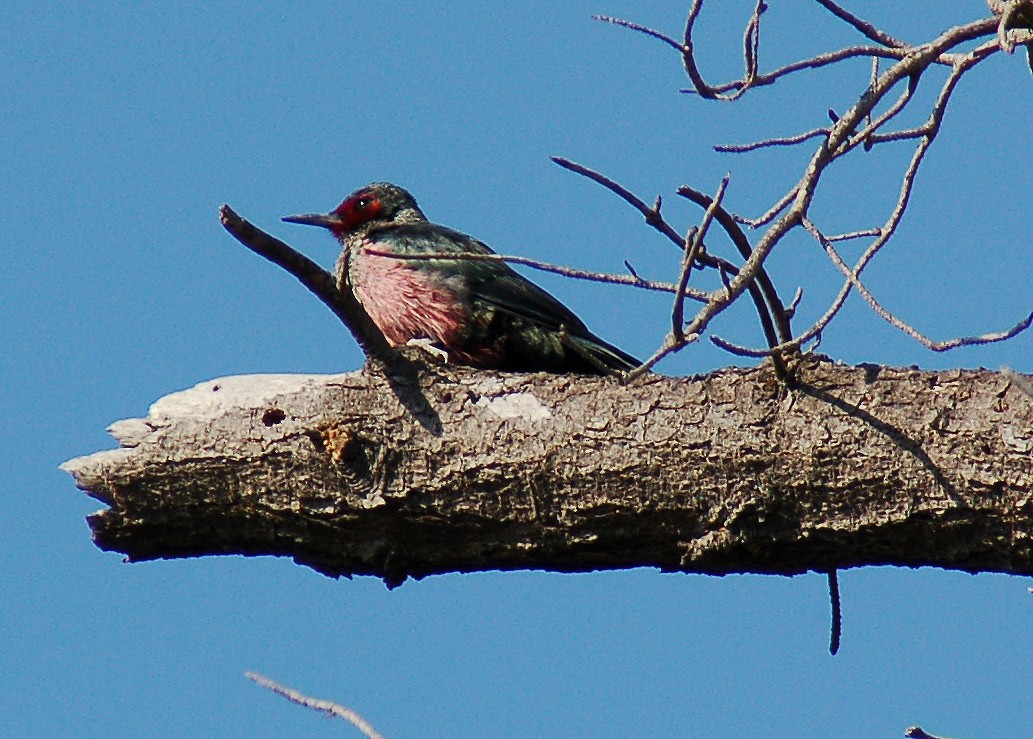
top-left (334, 191), bottom-right (383, 231)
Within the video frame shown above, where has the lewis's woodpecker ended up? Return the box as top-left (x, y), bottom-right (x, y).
top-left (283, 182), bottom-right (639, 374)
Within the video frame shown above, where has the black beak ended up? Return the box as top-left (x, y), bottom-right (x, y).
top-left (281, 212), bottom-right (342, 229)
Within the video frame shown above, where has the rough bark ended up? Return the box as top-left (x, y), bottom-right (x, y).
top-left (61, 357), bottom-right (1033, 587)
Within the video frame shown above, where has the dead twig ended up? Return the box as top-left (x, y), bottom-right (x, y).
top-left (598, 7), bottom-right (1023, 368)
top-left (804, 218), bottom-right (1033, 351)
top-left (672, 227), bottom-right (702, 342)
top-left (828, 568), bottom-right (842, 655)
top-left (219, 205), bottom-right (397, 366)
top-left (781, 52), bottom-right (994, 353)
top-left (812, 0), bottom-right (906, 48)
top-left (550, 156), bottom-right (686, 249)
top-left (676, 185), bottom-right (792, 345)
top-left (716, 128), bottom-right (830, 154)
top-left (627, 177), bottom-right (730, 379)
top-left (904, 726), bottom-right (959, 739)
top-left (599, 2), bottom-right (953, 102)
top-left (361, 249), bottom-right (704, 301)
top-left (827, 228), bottom-right (881, 243)
top-left (552, 156), bottom-right (785, 351)
top-left (734, 187), bottom-right (797, 228)
top-left (246, 672), bottom-right (387, 739)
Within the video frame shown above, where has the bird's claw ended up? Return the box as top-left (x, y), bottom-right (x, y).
top-left (406, 338), bottom-right (450, 364)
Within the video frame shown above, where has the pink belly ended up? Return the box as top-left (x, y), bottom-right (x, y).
top-left (349, 252), bottom-right (467, 348)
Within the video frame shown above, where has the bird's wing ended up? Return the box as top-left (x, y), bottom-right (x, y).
top-left (369, 223), bottom-right (591, 333)
top-left (369, 223), bottom-right (640, 371)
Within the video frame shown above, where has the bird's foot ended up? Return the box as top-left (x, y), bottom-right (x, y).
top-left (406, 338), bottom-right (450, 364)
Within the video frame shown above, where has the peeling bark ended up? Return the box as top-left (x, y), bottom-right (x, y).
top-left (61, 358), bottom-right (1033, 587)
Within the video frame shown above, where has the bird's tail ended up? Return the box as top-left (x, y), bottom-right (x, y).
top-left (562, 330), bottom-right (641, 375)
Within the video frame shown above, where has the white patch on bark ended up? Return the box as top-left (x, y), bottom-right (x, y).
top-left (1000, 423), bottom-right (1032, 452)
top-left (475, 392), bottom-right (552, 421)
top-left (149, 374), bottom-right (344, 421)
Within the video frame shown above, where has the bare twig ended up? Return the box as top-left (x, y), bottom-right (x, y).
top-left (219, 205), bottom-right (397, 366)
top-left (672, 227), bottom-right (701, 341)
top-left (625, 333), bottom-right (696, 382)
top-left (598, 0), bottom-right (759, 101)
top-left (736, 0), bottom-right (767, 98)
top-left (828, 569), bottom-right (841, 655)
top-left (677, 185), bottom-right (792, 344)
top-left (549, 157), bottom-right (740, 275)
top-left (812, 0), bottom-right (906, 48)
top-left (680, 0), bottom-right (723, 99)
top-left (716, 128), bottom-right (830, 154)
top-left (690, 44), bottom-right (929, 96)
top-left (734, 187), bottom-right (797, 228)
top-left (997, 0), bottom-right (1023, 52)
top-left (674, 20), bottom-right (1000, 363)
top-left (862, 57), bottom-right (879, 151)
top-left (552, 156), bottom-right (786, 349)
top-left (989, 0), bottom-right (1033, 69)
top-left (805, 217), bottom-right (1033, 351)
top-left (592, 14), bottom-right (683, 52)
top-left (904, 726), bottom-right (959, 739)
top-left (683, 177), bottom-right (729, 285)
top-left (717, 71), bottom-right (917, 156)
top-left (671, 176), bottom-right (731, 340)
top-left (710, 334), bottom-right (770, 358)
top-left (827, 228), bottom-right (881, 243)
top-left (627, 177), bottom-right (730, 380)
top-left (592, 10), bottom-right (1019, 366)
top-left (550, 157), bottom-right (686, 249)
top-left (787, 287), bottom-right (804, 317)
top-left (361, 249), bottom-right (704, 301)
top-left (603, 1), bottom-right (987, 104)
top-left (782, 52), bottom-right (993, 352)
top-left (246, 672), bottom-right (387, 739)
top-left (844, 73), bottom-right (919, 153)
top-left (710, 32), bottom-right (1003, 362)
top-left (680, 0), bottom-right (918, 98)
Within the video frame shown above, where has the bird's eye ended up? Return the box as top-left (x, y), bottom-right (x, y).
top-left (355, 197), bottom-right (371, 210)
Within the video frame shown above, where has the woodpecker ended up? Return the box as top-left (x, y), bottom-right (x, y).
top-left (283, 182), bottom-right (639, 374)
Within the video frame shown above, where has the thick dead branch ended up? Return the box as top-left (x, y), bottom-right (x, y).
top-left (62, 361), bottom-right (1033, 588)
top-left (219, 205), bottom-right (394, 366)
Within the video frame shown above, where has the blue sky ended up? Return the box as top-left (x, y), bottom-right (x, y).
top-left (4, 2), bottom-right (1032, 737)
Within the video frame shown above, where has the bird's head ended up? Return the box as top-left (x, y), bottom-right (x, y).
top-left (282, 182), bottom-right (425, 239)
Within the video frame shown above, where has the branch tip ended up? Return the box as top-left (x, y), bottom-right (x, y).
top-left (246, 672), bottom-right (387, 739)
